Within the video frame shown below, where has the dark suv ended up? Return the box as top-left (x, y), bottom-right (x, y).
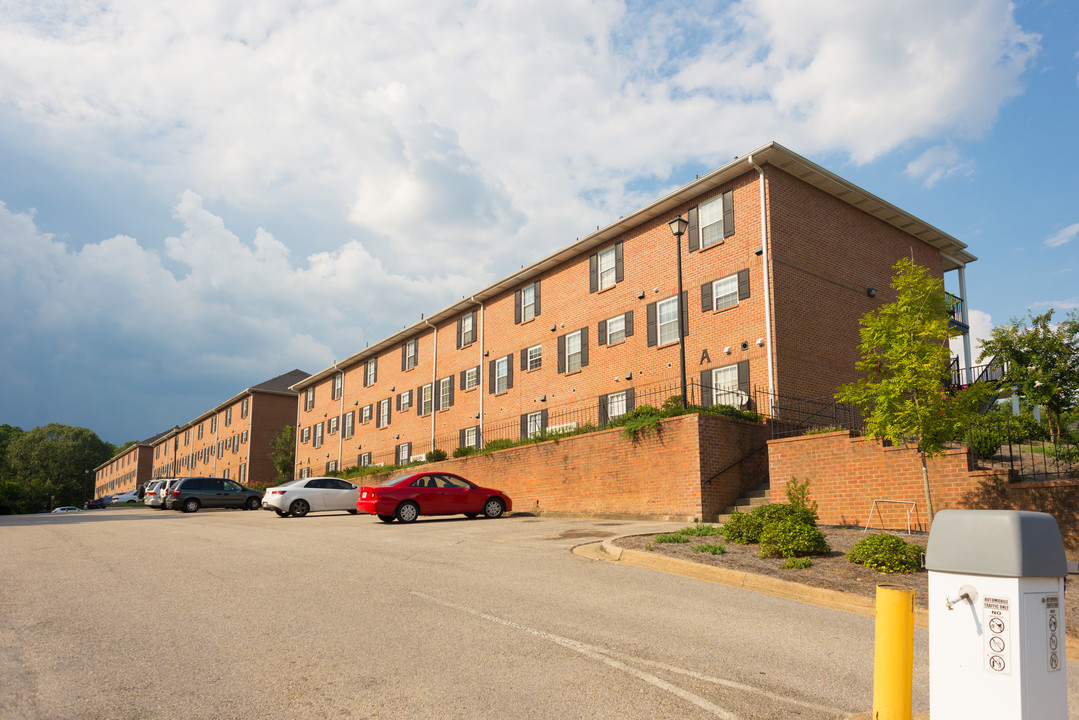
top-left (169, 477), bottom-right (264, 513)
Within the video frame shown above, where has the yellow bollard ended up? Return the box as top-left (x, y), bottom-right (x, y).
top-left (873, 584), bottom-right (915, 720)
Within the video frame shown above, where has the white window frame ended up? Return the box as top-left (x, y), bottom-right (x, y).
top-left (462, 314), bottom-right (475, 345)
top-left (439, 377), bottom-right (452, 409)
top-left (304, 388), bottom-right (315, 411)
top-left (327, 460), bottom-right (338, 473)
top-left (607, 391), bottom-right (628, 420)
top-left (397, 443), bottom-right (411, 465)
top-left (400, 390), bottom-right (412, 412)
top-left (343, 411), bottom-right (355, 439)
top-left (713, 274), bottom-right (739, 311)
top-left (379, 399), bottom-right (391, 427)
top-left (332, 373), bottom-right (343, 400)
top-left (328, 416), bottom-right (339, 434)
top-left (301, 427), bottom-right (311, 443)
top-left (495, 357), bottom-right (509, 393)
top-left (658, 296), bottom-right (679, 346)
top-left (421, 384), bottom-right (433, 415)
top-left (313, 423), bottom-right (324, 448)
top-left (712, 365), bottom-right (742, 407)
top-left (566, 330), bottom-right (582, 373)
top-left (360, 453), bottom-right (371, 468)
top-left (241, 397), bottom-right (249, 419)
top-left (597, 246), bottom-right (616, 291)
top-left (225, 407), bottom-right (232, 426)
top-left (299, 467), bottom-right (310, 479)
top-left (405, 339), bottom-right (417, 370)
top-left (521, 284), bottom-right (536, 322)
top-left (527, 411), bottom-right (544, 438)
top-left (238, 463), bottom-right (247, 484)
top-left (606, 314), bottom-right (626, 345)
top-left (464, 426), bottom-right (478, 448)
top-left (699, 194), bottom-right (725, 248)
top-left (527, 344), bottom-right (542, 371)
top-left (361, 405), bottom-right (372, 423)
top-left (464, 367), bottom-right (479, 390)
top-left (366, 359), bottom-right (377, 386)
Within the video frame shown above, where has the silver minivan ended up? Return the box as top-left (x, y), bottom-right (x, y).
top-left (158, 478), bottom-right (183, 510)
top-left (144, 480), bottom-right (165, 509)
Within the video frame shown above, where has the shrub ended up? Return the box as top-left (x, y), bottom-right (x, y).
top-left (847, 533), bottom-right (923, 574)
top-left (720, 510), bottom-right (757, 544)
top-left (969, 426), bottom-right (1005, 459)
top-left (654, 532), bottom-right (690, 544)
top-left (782, 557), bottom-right (814, 569)
top-left (484, 438), bottom-right (515, 452)
top-left (784, 477), bottom-right (819, 521)
top-left (425, 449), bottom-right (447, 462)
top-left (758, 518), bottom-right (830, 559)
top-left (692, 543), bottom-right (726, 555)
top-left (802, 426), bottom-right (845, 436)
top-left (675, 523), bottom-right (722, 538)
top-left (452, 446), bottom-right (477, 458)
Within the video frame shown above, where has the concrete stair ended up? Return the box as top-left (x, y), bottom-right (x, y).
top-left (713, 482), bottom-right (771, 525)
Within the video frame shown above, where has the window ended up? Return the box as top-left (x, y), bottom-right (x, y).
top-left (299, 467), bottom-right (310, 479)
top-left (304, 387), bottom-right (315, 411)
top-left (526, 345), bottom-right (542, 371)
top-left (328, 416), bottom-right (339, 434)
top-left (515, 281), bottom-right (540, 324)
top-left (699, 194), bottom-right (726, 248)
top-left (603, 313), bottom-right (628, 345)
top-left (238, 463), bottom-right (247, 484)
top-left (398, 389), bottom-right (412, 412)
top-left (609, 392), bottom-right (628, 420)
top-left (464, 426), bottom-right (478, 448)
top-left (210, 416), bottom-right (217, 432)
top-left (712, 364), bottom-right (742, 406)
top-left (222, 469), bottom-right (229, 480)
top-left (365, 358), bottom-right (377, 387)
top-left (439, 377), bottom-right (453, 410)
top-left (378, 399), bottom-right (391, 428)
top-left (712, 274), bottom-right (739, 311)
top-left (495, 357), bottom-right (509, 393)
top-left (463, 366), bottom-right (479, 391)
top-left (343, 411), bottom-right (355, 439)
top-left (184, 430), bottom-right (190, 446)
top-left (598, 246), bottom-right (616, 290)
top-left (402, 338), bottom-right (418, 371)
top-left (361, 404), bottom-right (373, 424)
top-left (217, 440), bottom-right (224, 457)
top-left (313, 422), bottom-right (324, 448)
top-left (241, 430), bottom-right (248, 444)
top-left (397, 443), bottom-right (412, 465)
top-left (566, 331), bottom-right (582, 373)
top-left (458, 311), bottom-right (477, 348)
top-left (420, 384), bottom-right (433, 414)
top-left (332, 373), bottom-right (343, 400)
top-left (240, 397), bottom-right (249, 419)
top-left (326, 460), bottom-right (338, 473)
top-left (225, 407), bottom-right (232, 427)
top-left (658, 296), bottom-right (679, 345)
top-left (527, 411), bottom-right (544, 438)
top-left (198, 423), bottom-right (203, 440)
top-left (359, 452), bottom-right (371, 468)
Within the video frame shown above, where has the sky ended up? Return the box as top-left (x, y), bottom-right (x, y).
top-left (1, 0), bottom-right (1077, 446)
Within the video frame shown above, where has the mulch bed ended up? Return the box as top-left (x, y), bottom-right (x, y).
top-left (615, 525), bottom-right (1078, 638)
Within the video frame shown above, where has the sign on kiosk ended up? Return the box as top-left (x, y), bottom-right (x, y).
top-left (926, 510), bottom-right (1069, 719)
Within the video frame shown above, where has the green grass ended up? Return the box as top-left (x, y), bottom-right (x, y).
top-left (692, 543), bottom-right (726, 555)
top-left (654, 533), bottom-right (690, 544)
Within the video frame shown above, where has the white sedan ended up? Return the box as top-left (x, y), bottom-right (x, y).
top-left (109, 490), bottom-right (141, 505)
top-left (50, 506), bottom-right (82, 513)
top-left (261, 477), bottom-right (360, 518)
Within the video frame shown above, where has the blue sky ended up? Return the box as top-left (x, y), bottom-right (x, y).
top-left (1, 0), bottom-right (1077, 446)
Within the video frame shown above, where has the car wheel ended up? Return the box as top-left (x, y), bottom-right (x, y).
top-left (395, 501), bottom-right (419, 524)
top-left (274, 509), bottom-right (288, 518)
top-left (464, 513), bottom-right (478, 519)
top-left (246, 496), bottom-right (261, 511)
top-left (182, 498), bottom-right (200, 514)
top-left (377, 514), bottom-right (395, 523)
top-left (482, 498), bottom-right (505, 519)
top-left (290, 499), bottom-right (310, 518)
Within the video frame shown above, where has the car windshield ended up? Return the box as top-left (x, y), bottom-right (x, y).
top-left (381, 475), bottom-right (415, 486)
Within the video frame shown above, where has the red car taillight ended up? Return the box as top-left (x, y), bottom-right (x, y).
top-left (270, 490), bottom-right (285, 495)
top-left (173, 489), bottom-right (181, 497)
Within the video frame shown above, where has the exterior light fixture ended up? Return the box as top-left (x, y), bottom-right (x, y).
top-left (867, 287), bottom-right (878, 298)
top-left (668, 215), bottom-right (689, 409)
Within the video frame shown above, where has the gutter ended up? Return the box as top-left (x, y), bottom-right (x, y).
top-left (747, 154), bottom-right (776, 412)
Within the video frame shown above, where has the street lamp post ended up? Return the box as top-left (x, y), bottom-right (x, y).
top-left (669, 215), bottom-right (690, 409)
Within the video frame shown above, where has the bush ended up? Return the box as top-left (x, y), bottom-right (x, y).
top-left (452, 446), bottom-right (476, 458)
top-left (847, 533), bottom-right (923, 574)
top-left (675, 523), bottom-right (722, 538)
top-left (719, 510), bottom-right (757, 544)
top-left (692, 542), bottom-right (726, 555)
top-left (758, 518), bottom-right (831, 559)
top-left (784, 477), bottom-right (819, 521)
top-left (720, 503), bottom-right (816, 544)
top-left (425, 449), bottom-right (447, 462)
top-left (654, 532), bottom-right (690, 544)
top-left (782, 557), bottom-right (814, 569)
top-left (484, 438), bottom-right (515, 452)
top-left (969, 426), bottom-right (1006, 459)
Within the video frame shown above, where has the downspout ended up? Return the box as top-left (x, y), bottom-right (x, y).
top-left (471, 296), bottom-right (485, 443)
top-left (747, 154), bottom-right (776, 413)
top-left (423, 319), bottom-right (438, 452)
top-left (292, 390), bottom-right (301, 480)
top-left (335, 363), bottom-right (344, 470)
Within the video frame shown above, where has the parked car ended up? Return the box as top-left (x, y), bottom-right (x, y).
top-left (143, 480), bottom-right (165, 509)
top-left (168, 477), bottom-right (264, 513)
top-left (357, 472), bottom-right (511, 523)
top-left (262, 477), bottom-right (360, 518)
top-left (110, 490), bottom-right (141, 505)
top-left (84, 497), bottom-right (110, 510)
top-left (159, 479), bottom-right (183, 509)
top-left (51, 506), bottom-right (81, 513)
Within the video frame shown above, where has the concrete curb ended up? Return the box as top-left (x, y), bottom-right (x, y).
top-left (594, 537), bottom-right (1079, 663)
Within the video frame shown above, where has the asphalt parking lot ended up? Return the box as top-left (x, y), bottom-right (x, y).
top-left (2, 508), bottom-right (1073, 719)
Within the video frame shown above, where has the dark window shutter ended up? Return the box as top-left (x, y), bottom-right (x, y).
top-left (456, 317), bottom-right (463, 349)
top-left (520, 348), bottom-right (528, 371)
top-left (387, 401), bottom-right (392, 426)
top-left (514, 289), bottom-right (522, 325)
top-left (372, 359), bottom-right (377, 384)
top-left (580, 326), bottom-right (589, 367)
top-left (688, 205), bottom-right (699, 252)
top-left (447, 377), bottom-right (454, 407)
top-left (701, 281), bottom-right (714, 312)
top-left (738, 269), bottom-right (750, 300)
top-left (363, 364), bottom-right (369, 387)
top-left (395, 393), bottom-right (401, 412)
top-left (520, 414), bottom-right (528, 439)
top-left (614, 241), bottom-right (624, 283)
top-left (376, 403), bottom-right (382, 428)
top-left (433, 383), bottom-right (441, 412)
top-left (646, 302), bottom-right (657, 347)
top-left (626, 388), bottom-right (635, 412)
top-left (589, 253), bottom-right (598, 293)
top-left (737, 360), bottom-right (750, 397)
top-left (459, 369), bottom-right (466, 390)
top-left (489, 360), bottom-right (496, 394)
top-left (598, 394), bottom-right (608, 425)
top-left (533, 281), bottom-right (541, 316)
top-left (681, 291), bottom-right (689, 336)
top-left (598, 319), bottom-right (607, 346)
top-left (700, 370), bottom-right (713, 408)
top-left (557, 334), bottom-right (566, 373)
top-left (416, 387), bottom-right (423, 414)
top-left (459, 429), bottom-right (465, 448)
top-left (506, 354), bottom-right (514, 389)
top-left (401, 344), bottom-right (407, 371)
top-left (625, 310), bottom-right (634, 337)
top-left (540, 409), bottom-right (548, 429)
top-left (723, 190), bottom-right (735, 238)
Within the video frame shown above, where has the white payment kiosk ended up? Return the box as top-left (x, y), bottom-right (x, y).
top-left (926, 510), bottom-right (1069, 718)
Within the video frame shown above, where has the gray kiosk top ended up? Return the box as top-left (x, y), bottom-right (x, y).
top-left (925, 509), bottom-right (1068, 578)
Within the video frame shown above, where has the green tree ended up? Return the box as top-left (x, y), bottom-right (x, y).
top-left (837, 258), bottom-right (989, 522)
top-left (979, 309), bottom-right (1079, 442)
top-left (268, 425), bottom-right (296, 482)
top-left (4, 424), bottom-right (114, 512)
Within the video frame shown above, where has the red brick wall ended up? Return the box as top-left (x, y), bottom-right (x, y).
top-left (766, 431), bottom-right (1006, 532)
top-left (353, 413), bottom-right (769, 521)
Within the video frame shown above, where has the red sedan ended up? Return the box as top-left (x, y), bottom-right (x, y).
top-left (357, 471), bottom-right (512, 523)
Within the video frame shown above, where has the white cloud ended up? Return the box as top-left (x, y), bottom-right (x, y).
top-left (904, 143), bottom-right (976, 188)
top-left (1045, 222), bottom-right (1079, 248)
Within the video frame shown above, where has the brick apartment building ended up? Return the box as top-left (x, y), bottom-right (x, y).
top-left (291, 142), bottom-right (977, 476)
top-left (93, 430), bottom-right (167, 497)
top-left (148, 369), bottom-right (309, 486)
